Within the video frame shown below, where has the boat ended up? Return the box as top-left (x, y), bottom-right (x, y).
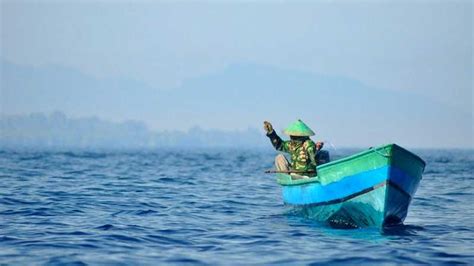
top-left (276, 144), bottom-right (425, 228)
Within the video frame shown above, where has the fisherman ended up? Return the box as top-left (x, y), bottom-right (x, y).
top-left (264, 119), bottom-right (324, 179)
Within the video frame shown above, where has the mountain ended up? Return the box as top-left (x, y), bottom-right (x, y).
top-left (1, 59), bottom-right (472, 148)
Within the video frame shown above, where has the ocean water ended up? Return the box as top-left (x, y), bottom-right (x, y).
top-left (1, 148), bottom-right (473, 265)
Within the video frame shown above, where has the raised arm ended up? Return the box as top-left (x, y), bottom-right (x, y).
top-left (263, 121), bottom-right (289, 153)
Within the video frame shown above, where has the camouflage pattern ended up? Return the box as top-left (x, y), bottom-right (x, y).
top-left (267, 131), bottom-right (317, 176)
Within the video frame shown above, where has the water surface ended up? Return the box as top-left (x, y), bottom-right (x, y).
top-left (1, 148), bottom-right (473, 264)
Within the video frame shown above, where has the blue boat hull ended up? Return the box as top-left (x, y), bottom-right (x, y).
top-left (277, 144), bottom-right (425, 228)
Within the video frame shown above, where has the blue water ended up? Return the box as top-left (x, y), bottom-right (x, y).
top-left (1, 148), bottom-right (473, 265)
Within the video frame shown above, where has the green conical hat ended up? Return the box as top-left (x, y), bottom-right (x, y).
top-left (283, 119), bottom-right (315, 136)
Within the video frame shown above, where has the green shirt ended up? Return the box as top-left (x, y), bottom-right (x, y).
top-left (267, 131), bottom-right (317, 174)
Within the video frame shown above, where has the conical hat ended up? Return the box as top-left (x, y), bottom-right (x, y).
top-left (283, 119), bottom-right (315, 136)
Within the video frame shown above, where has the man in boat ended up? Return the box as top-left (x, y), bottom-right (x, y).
top-left (264, 119), bottom-right (324, 179)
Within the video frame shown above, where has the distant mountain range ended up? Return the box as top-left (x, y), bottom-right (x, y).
top-left (0, 112), bottom-right (267, 149)
top-left (1, 59), bottom-right (472, 148)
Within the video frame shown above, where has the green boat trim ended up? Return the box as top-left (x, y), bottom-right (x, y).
top-left (277, 144), bottom-right (426, 186)
top-left (276, 175), bottom-right (320, 186)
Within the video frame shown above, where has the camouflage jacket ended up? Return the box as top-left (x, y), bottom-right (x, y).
top-left (266, 130), bottom-right (317, 174)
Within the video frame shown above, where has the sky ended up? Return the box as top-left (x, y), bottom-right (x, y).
top-left (0, 0), bottom-right (473, 148)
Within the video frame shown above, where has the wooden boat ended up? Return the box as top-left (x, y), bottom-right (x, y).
top-left (276, 144), bottom-right (425, 228)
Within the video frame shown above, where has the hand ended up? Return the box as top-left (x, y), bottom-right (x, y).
top-left (263, 121), bottom-right (274, 134)
top-left (316, 141), bottom-right (324, 151)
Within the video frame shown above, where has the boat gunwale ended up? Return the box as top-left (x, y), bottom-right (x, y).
top-left (277, 143), bottom-right (426, 186)
top-left (319, 143), bottom-right (426, 170)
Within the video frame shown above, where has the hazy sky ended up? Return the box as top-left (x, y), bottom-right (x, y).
top-left (2, 1), bottom-right (472, 109)
top-left (1, 0), bottom-right (473, 148)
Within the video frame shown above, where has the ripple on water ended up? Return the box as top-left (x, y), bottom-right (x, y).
top-left (1, 149), bottom-right (473, 264)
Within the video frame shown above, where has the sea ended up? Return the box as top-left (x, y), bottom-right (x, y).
top-left (1, 148), bottom-right (473, 265)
